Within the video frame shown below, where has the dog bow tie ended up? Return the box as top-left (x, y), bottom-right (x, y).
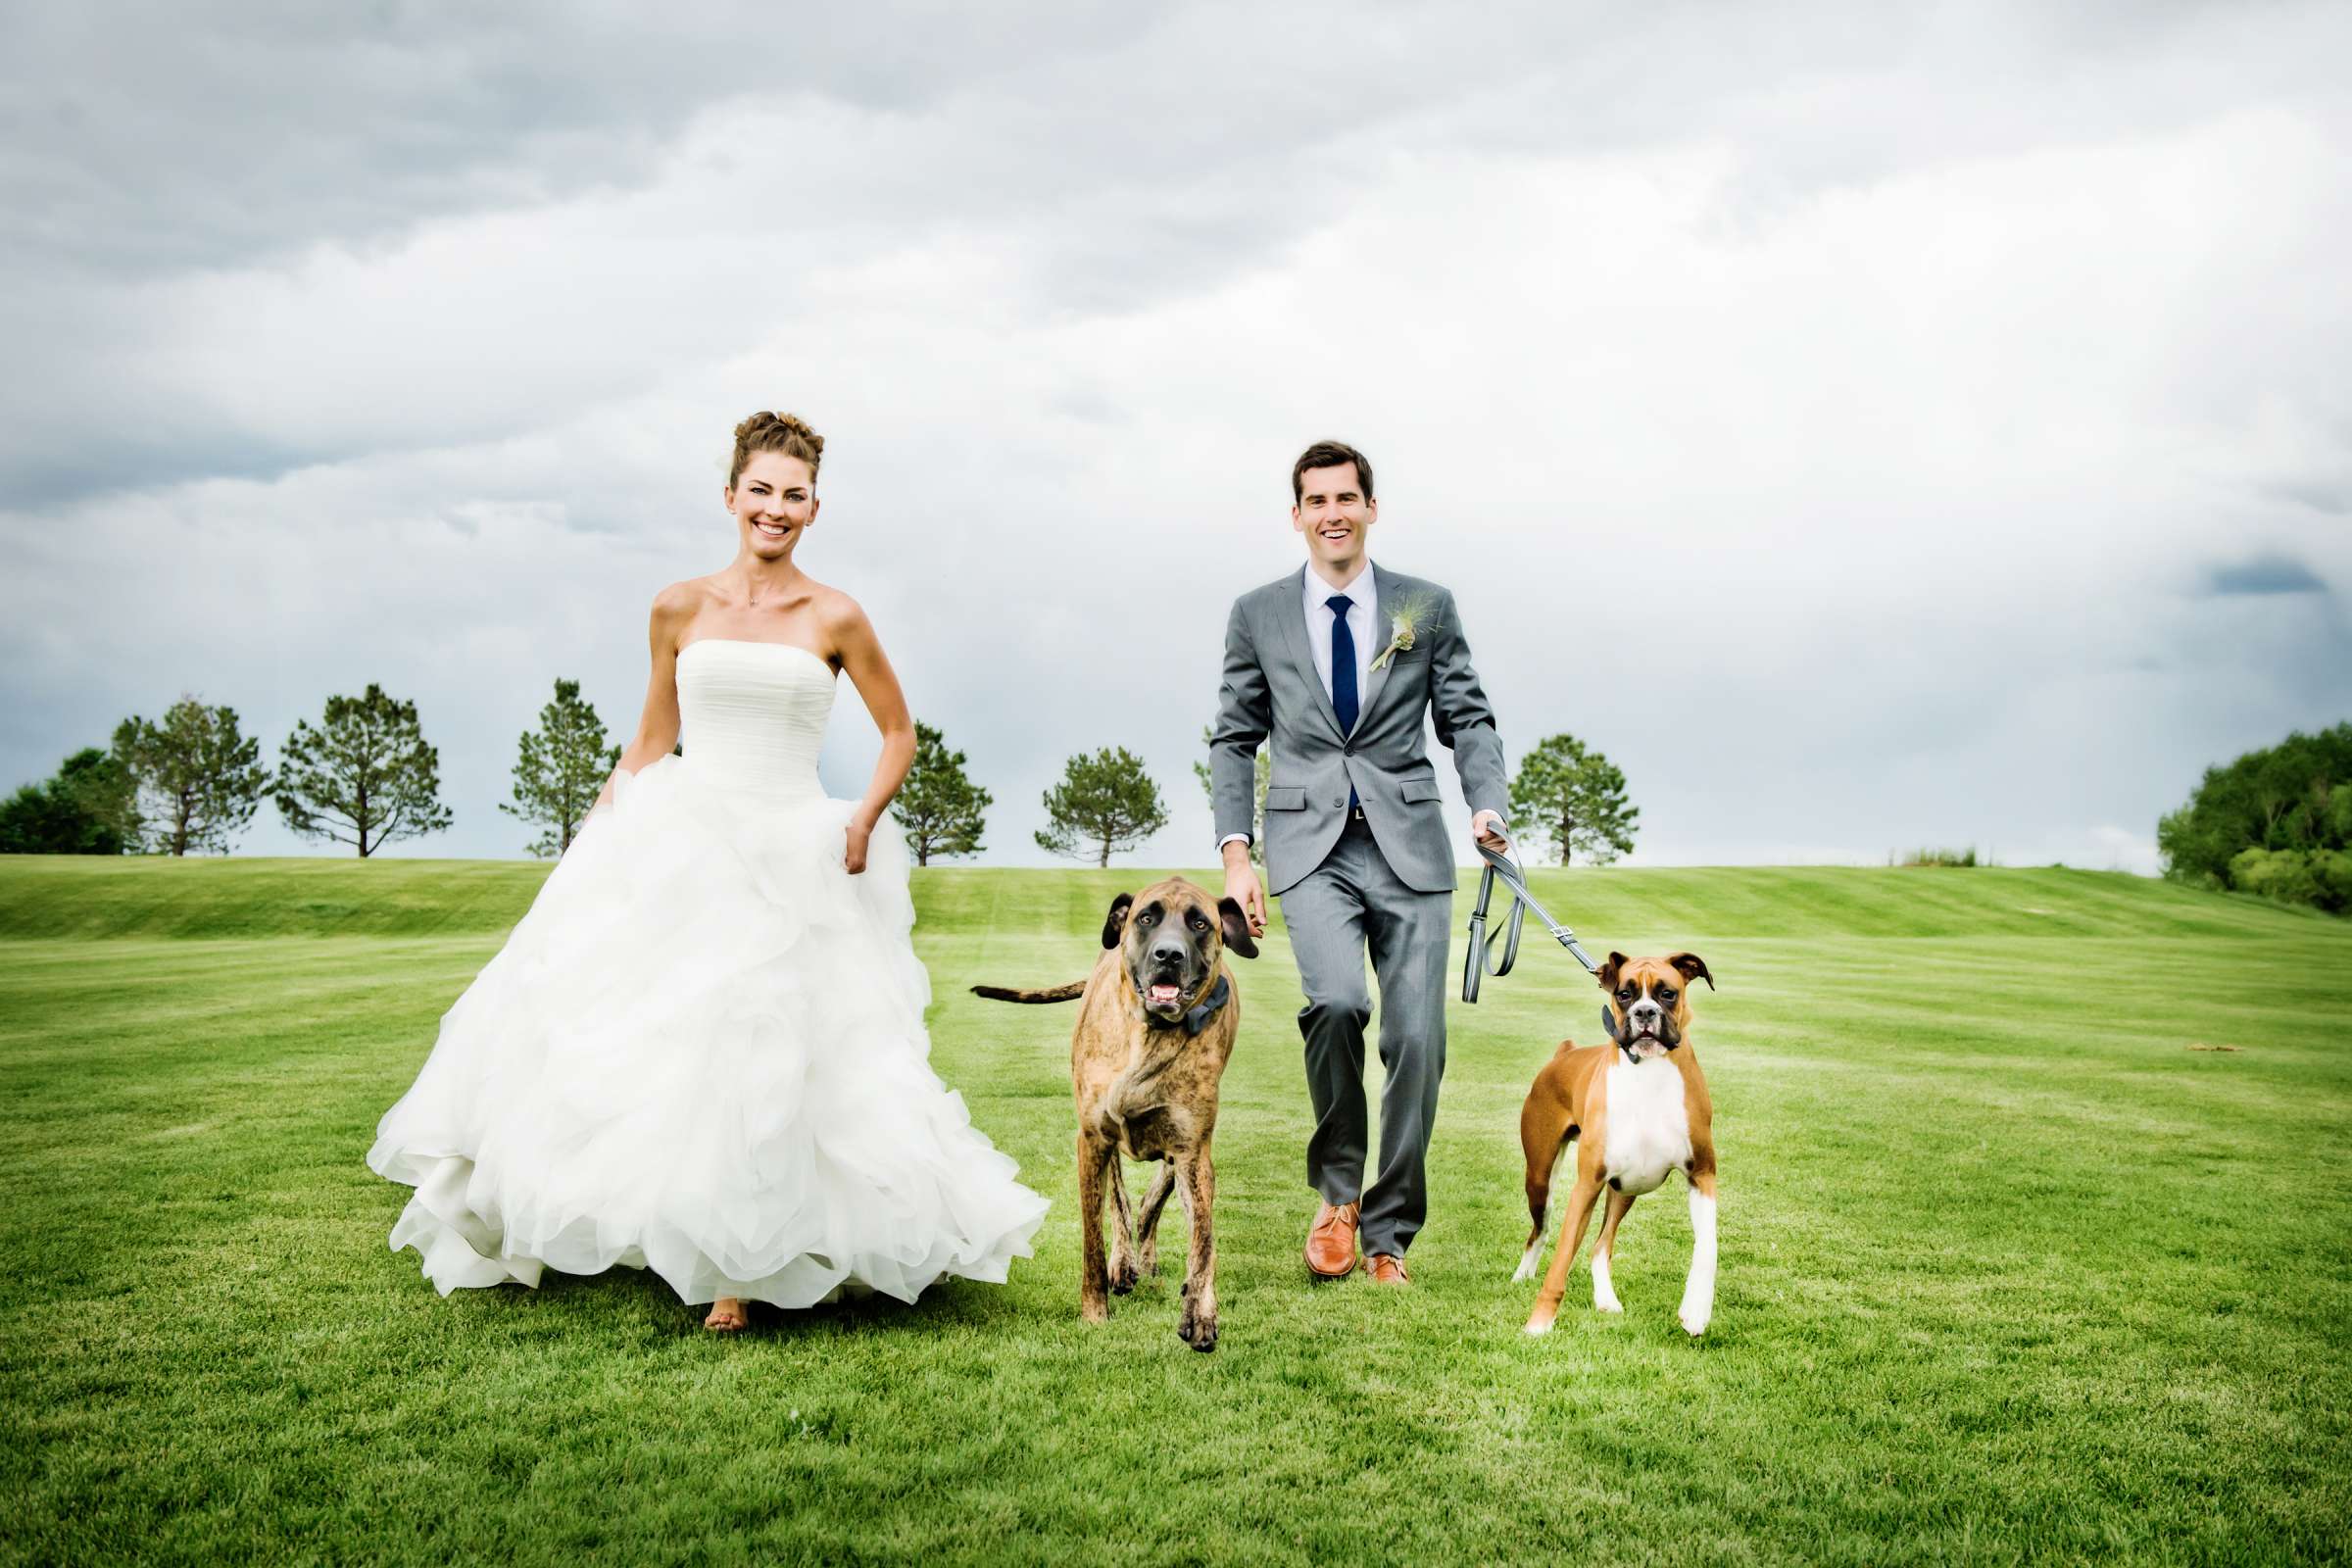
top-left (1182, 975), bottom-right (1233, 1037)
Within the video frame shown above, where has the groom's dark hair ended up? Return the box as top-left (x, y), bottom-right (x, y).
top-left (1292, 440), bottom-right (1373, 505)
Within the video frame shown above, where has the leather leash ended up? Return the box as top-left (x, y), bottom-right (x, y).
top-left (1462, 844), bottom-right (1601, 1003)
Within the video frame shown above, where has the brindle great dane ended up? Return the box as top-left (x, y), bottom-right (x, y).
top-left (973, 876), bottom-right (1257, 1351)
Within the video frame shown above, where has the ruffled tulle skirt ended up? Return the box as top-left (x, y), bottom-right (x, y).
top-left (367, 755), bottom-right (1049, 1307)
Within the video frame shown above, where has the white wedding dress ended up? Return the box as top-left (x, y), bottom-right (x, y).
top-left (368, 638), bottom-right (1049, 1307)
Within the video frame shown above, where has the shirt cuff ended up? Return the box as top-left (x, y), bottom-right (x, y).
top-left (1217, 833), bottom-right (1252, 851)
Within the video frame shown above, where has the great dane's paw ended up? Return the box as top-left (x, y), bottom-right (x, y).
top-left (1109, 1254), bottom-right (1138, 1296)
top-left (1139, 1243), bottom-right (1160, 1278)
top-left (1081, 1298), bottom-right (1109, 1325)
top-left (1178, 1307), bottom-right (1218, 1353)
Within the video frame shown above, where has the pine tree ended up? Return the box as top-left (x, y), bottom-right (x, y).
top-left (1507, 733), bottom-right (1639, 866)
top-left (502, 678), bottom-right (622, 858)
top-left (892, 721), bottom-right (992, 866)
top-left (1035, 747), bottom-right (1169, 867)
top-left (112, 696), bottom-right (270, 856)
top-left (275, 684), bottom-right (455, 858)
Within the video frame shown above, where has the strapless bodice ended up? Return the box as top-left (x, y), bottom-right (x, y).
top-left (370, 631), bottom-right (1048, 1312)
top-left (676, 639), bottom-right (837, 799)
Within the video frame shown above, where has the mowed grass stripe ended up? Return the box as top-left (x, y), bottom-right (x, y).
top-left (2, 858), bottom-right (2347, 1563)
top-left (3, 857), bottom-right (2330, 944)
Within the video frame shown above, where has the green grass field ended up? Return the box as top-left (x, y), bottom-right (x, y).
top-left (3, 857), bottom-right (2347, 1564)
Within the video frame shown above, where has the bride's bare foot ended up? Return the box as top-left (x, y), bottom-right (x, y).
top-left (704, 1297), bottom-right (749, 1333)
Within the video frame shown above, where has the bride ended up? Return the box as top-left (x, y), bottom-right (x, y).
top-left (368, 411), bottom-right (1049, 1331)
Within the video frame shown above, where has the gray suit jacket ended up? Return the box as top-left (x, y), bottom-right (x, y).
top-left (1211, 564), bottom-right (1508, 898)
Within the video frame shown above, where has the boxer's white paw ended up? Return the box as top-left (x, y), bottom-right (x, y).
top-left (1678, 1304), bottom-right (1710, 1336)
top-left (1511, 1246), bottom-right (1541, 1283)
top-left (1594, 1291), bottom-right (1623, 1314)
top-left (1523, 1313), bottom-right (1554, 1336)
top-left (1592, 1252), bottom-right (1621, 1312)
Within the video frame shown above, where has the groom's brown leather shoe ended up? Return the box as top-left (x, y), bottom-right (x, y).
top-left (1305, 1201), bottom-right (1360, 1279)
top-left (1366, 1253), bottom-right (1410, 1286)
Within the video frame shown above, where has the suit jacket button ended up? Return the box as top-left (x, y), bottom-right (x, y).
top-left (1332, 796), bottom-right (1344, 807)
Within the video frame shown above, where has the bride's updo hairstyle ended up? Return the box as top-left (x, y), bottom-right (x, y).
top-left (728, 411), bottom-right (825, 488)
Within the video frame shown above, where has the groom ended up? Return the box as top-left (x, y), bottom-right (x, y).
top-left (1210, 440), bottom-right (1510, 1285)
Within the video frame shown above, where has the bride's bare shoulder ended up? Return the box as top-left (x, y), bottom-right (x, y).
top-left (651, 577), bottom-right (713, 623)
top-left (644, 579), bottom-right (715, 658)
top-left (807, 580), bottom-right (874, 636)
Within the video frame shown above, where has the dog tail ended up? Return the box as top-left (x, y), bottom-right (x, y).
top-left (969, 981), bottom-right (1087, 1004)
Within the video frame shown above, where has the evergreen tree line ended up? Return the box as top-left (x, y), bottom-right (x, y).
top-left (29, 691), bottom-right (2341, 897)
top-left (0, 680), bottom-right (645, 860)
top-left (0, 685), bottom-right (462, 859)
top-left (2, 678), bottom-right (1642, 867)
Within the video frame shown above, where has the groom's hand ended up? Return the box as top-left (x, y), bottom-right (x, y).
top-left (1221, 840), bottom-right (1266, 936)
top-left (1471, 810), bottom-right (1510, 857)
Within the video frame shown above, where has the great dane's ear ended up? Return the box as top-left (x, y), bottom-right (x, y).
top-left (1668, 952), bottom-right (1716, 991)
top-left (1101, 892), bottom-right (1136, 950)
top-left (1596, 951), bottom-right (1629, 993)
top-left (1217, 897), bottom-right (1258, 960)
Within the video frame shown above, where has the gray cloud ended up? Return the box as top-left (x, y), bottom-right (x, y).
top-left (14, 0), bottom-right (2345, 507)
top-left (0, 2), bottom-right (1165, 275)
top-left (2200, 555), bottom-right (2329, 596)
top-left (4, 0), bottom-right (2350, 877)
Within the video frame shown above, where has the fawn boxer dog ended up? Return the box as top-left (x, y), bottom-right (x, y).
top-left (972, 877), bottom-right (1256, 1351)
top-left (1515, 951), bottom-right (1718, 1336)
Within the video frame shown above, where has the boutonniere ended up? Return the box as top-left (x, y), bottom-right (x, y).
top-left (1369, 594), bottom-right (1438, 672)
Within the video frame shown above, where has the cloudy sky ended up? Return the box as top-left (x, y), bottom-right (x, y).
top-left (4, 0), bottom-right (2346, 870)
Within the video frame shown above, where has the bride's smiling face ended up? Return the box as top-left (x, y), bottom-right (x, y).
top-left (727, 452), bottom-right (818, 558)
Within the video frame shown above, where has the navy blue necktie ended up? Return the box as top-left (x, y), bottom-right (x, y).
top-left (1327, 594), bottom-right (1359, 808)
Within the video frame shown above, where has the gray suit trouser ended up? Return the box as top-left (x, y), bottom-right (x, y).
top-left (1278, 813), bottom-right (1451, 1258)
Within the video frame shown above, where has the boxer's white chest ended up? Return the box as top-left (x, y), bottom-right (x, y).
top-left (1601, 1055), bottom-right (1692, 1197)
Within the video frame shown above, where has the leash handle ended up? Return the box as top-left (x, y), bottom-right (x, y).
top-left (1460, 845), bottom-right (1601, 1004)
top-left (1461, 857), bottom-right (1526, 1004)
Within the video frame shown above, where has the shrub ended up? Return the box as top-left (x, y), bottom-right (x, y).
top-left (1896, 847), bottom-right (1980, 867)
top-left (2228, 847), bottom-right (2352, 914)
